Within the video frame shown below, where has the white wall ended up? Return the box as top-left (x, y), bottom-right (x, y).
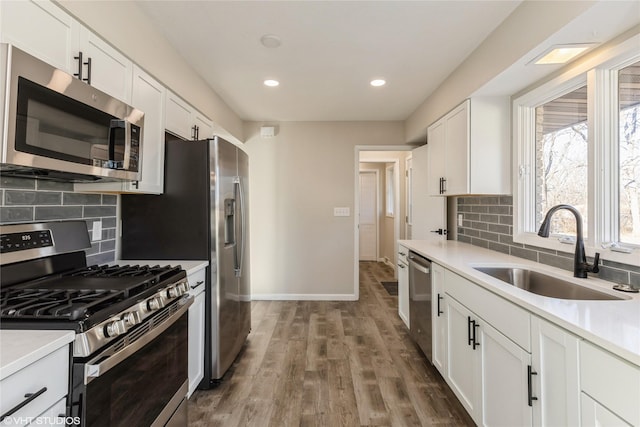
top-left (244, 121), bottom-right (405, 299)
top-left (57, 0), bottom-right (243, 143)
top-left (405, 1), bottom-right (596, 142)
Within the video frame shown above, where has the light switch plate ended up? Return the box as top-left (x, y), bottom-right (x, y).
top-left (334, 207), bottom-right (350, 217)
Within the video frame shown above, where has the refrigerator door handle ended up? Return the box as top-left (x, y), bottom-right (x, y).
top-left (234, 176), bottom-right (246, 278)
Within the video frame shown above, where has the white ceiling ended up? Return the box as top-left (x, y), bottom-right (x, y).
top-left (135, 0), bottom-right (522, 122)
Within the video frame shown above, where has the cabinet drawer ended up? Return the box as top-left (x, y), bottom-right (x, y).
top-left (0, 346), bottom-right (69, 422)
top-left (187, 267), bottom-right (206, 298)
top-left (26, 398), bottom-right (67, 427)
top-left (580, 341), bottom-right (639, 426)
top-left (398, 245), bottom-right (409, 265)
top-left (445, 269), bottom-right (530, 351)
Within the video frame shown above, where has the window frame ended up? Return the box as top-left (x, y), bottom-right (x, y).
top-left (512, 33), bottom-right (640, 266)
top-left (385, 164), bottom-right (395, 217)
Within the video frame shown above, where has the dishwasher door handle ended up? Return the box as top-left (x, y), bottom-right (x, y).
top-left (408, 255), bottom-right (430, 274)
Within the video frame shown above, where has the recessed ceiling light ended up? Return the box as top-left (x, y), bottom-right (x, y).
top-left (260, 34), bottom-right (282, 49)
top-left (264, 79), bottom-right (280, 87)
top-left (370, 79), bottom-right (386, 87)
top-left (532, 44), bottom-right (596, 65)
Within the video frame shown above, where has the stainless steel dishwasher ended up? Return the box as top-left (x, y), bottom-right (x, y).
top-left (408, 250), bottom-right (433, 362)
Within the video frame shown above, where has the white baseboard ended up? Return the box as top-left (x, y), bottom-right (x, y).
top-left (251, 293), bottom-right (358, 301)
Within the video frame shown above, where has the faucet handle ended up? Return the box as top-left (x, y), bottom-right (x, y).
top-left (591, 252), bottom-right (600, 274)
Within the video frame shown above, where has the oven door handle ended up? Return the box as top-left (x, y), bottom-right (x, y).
top-left (84, 297), bottom-right (193, 385)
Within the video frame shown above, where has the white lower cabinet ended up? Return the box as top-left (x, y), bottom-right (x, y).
top-left (446, 295), bottom-right (532, 426)
top-left (580, 393), bottom-right (631, 427)
top-left (579, 341), bottom-right (639, 426)
top-left (187, 266), bottom-right (207, 398)
top-left (480, 321), bottom-right (532, 427)
top-left (0, 346), bottom-right (69, 425)
top-left (445, 296), bottom-right (481, 418)
top-left (397, 245), bottom-right (409, 328)
top-left (531, 317), bottom-right (580, 427)
top-left (431, 262), bottom-right (446, 374)
top-left (442, 266), bottom-right (533, 426)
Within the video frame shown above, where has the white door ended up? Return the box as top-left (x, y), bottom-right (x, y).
top-left (411, 144), bottom-right (446, 240)
top-left (359, 171), bottom-right (378, 261)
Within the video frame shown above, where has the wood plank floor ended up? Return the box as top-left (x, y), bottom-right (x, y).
top-left (188, 261), bottom-right (474, 426)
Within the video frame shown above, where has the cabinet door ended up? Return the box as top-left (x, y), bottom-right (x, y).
top-left (0, 0), bottom-right (79, 73)
top-left (188, 291), bottom-right (205, 398)
top-left (194, 113), bottom-right (214, 140)
top-left (427, 119), bottom-right (446, 196)
top-left (531, 317), bottom-right (580, 427)
top-left (125, 66), bottom-right (166, 194)
top-left (79, 27), bottom-right (132, 103)
top-left (431, 263), bottom-right (446, 375)
top-left (443, 100), bottom-right (470, 195)
top-left (580, 393), bottom-right (631, 427)
top-left (480, 321), bottom-right (532, 427)
top-left (446, 296), bottom-right (481, 420)
top-left (165, 91), bottom-right (194, 140)
top-left (412, 143), bottom-right (446, 239)
top-left (397, 260), bottom-right (409, 328)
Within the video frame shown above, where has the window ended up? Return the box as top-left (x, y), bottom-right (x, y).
top-left (513, 33), bottom-right (640, 265)
top-left (618, 61), bottom-right (640, 245)
top-left (535, 86), bottom-right (588, 237)
top-left (386, 164), bottom-right (395, 217)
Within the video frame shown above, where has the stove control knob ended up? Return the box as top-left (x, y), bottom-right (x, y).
top-left (146, 296), bottom-right (163, 311)
top-left (104, 320), bottom-right (126, 338)
top-left (122, 311), bottom-right (140, 326)
top-left (166, 286), bottom-right (178, 298)
top-left (178, 281), bottom-right (189, 294)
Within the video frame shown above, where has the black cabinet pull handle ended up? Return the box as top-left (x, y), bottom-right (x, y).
top-left (437, 294), bottom-right (443, 316)
top-left (472, 321), bottom-right (480, 349)
top-left (527, 365), bottom-right (538, 406)
top-left (74, 51), bottom-right (83, 80)
top-left (467, 316), bottom-right (473, 346)
top-left (83, 56), bottom-right (92, 84)
top-left (0, 387), bottom-right (47, 422)
top-left (190, 280), bottom-right (204, 290)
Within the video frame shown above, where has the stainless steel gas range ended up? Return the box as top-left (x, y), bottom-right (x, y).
top-left (0, 221), bottom-right (192, 427)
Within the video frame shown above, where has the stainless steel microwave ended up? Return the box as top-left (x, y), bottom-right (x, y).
top-left (0, 44), bottom-right (144, 181)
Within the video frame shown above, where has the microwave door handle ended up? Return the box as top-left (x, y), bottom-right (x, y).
top-left (108, 120), bottom-right (125, 168)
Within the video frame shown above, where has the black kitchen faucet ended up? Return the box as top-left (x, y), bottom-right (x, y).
top-left (538, 204), bottom-right (600, 278)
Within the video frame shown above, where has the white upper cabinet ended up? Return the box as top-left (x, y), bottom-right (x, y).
top-left (78, 27), bottom-right (132, 103)
top-left (0, 0), bottom-right (132, 103)
top-left (0, 0), bottom-right (79, 73)
top-left (75, 66), bottom-right (166, 194)
top-left (166, 90), bottom-right (214, 140)
top-left (427, 97), bottom-right (510, 196)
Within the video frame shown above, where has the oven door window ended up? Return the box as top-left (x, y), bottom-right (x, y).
top-left (84, 313), bottom-right (187, 427)
top-left (15, 77), bottom-right (125, 168)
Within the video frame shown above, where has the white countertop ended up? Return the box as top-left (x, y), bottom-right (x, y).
top-left (0, 330), bottom-right (75, 380)
top-left (115, 259), bottom-right (208, 276)
top-left (399, 240), bottom-right (640, 366)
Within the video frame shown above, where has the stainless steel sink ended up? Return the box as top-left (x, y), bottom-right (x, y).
top-left (474, 267), bottom-right (625, 300)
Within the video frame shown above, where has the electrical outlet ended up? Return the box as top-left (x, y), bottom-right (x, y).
top-left (458, 213), bottom-right (464, 227)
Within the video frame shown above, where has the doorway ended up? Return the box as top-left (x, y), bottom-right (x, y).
top-left (354, 146), bottom-right (413, 300)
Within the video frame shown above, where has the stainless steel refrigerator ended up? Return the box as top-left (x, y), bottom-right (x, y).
top-left (120, 135), bottom-right (250, 386)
